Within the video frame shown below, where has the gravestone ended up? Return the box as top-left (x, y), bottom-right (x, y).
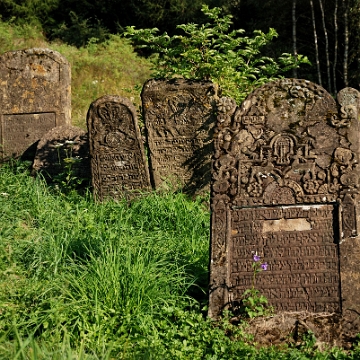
top-left (209, 79), bottom-right (360, 339)
top-left (141, 78), bottom-right (218, 194)
top-left (0, 48), bottom-right (71, 160)
top-left (87, 95), bottom-right (151, 201)
top-left (32, 125), bottom-right (90, 186)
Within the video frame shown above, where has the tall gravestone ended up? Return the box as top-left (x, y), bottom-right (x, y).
top-left (0, 48), bottom-right (71, 160)
top-left (141, 78), bottom-right (218, 194)
top-left (210, 79), bottom-right (360, 338)
top-left (87, 95), bottom-right (151, 201)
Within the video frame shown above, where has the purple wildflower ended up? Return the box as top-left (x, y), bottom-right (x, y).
top-left (261, 262), bottom-right (268, 271)
top-left (253, 254), bottom-right (261, 262)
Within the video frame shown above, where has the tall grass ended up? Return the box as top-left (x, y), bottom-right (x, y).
top-left (0, 21), bottom-right (152, 128)
top-left (0, 162), bottom-right (209, 357)
top-left (1, 163), bottom-right (359, 358)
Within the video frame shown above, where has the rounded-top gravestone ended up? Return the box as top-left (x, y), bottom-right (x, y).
top-left (0, 48), bottom-right (71, 160)
top-left (87, 95), bottom-right (151, 201)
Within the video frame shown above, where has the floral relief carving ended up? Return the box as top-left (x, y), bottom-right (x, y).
top-left (212, 79), bottom-right (360, 207)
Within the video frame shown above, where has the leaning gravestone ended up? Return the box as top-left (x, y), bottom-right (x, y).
top-left (0, 48), bottom-right (71, 160)
top-left (32, 125), bottom-right (90, 186)
top-left (141, 78), bottom-right (218, 194)
top-left (87, 95), bottom-right (151, 201)
top-left (209, 79), bottom-right (360, 342)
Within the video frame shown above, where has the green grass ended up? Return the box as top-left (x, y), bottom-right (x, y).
top-left (1, 162), bottom-right (360, 359)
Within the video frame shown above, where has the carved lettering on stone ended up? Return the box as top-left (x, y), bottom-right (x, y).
top-left (87, 95), bottom-right (151, 201)
top-left (0, 48), bottom-right (71, 159)
top-left (141, 79), bottom-right (218, 194)
top-left (230, 205), bottom-right (341, 313)
top-left (209, 79), bottom-right (360, 332)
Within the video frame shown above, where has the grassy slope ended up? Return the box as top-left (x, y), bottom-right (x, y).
top-left (0, 162), bottom-right (210, 358)
top-left (1, 163), bottom-right (356, 359)
top-left (0, 21), bottom-right (152, 128)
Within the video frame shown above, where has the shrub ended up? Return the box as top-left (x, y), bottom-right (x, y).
top-left (125, 5), bottom-right (310, 103)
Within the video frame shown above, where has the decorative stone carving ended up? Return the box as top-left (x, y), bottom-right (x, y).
top-left (141, 78), bottom-right (218, 194)
top-left (0, 48), bottom-right (71, 160)
top-left (209, 79), bottom-right (360, 341)
top-left (87, 95), bottom-right (151, 201)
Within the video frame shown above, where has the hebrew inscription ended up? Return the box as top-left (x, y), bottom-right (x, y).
top-left (209, 79), bottom-right (360, 323)
top-left (141, 78), bottom-right (218, 194)
top-left (230, 205), bottom-right (341, 313)
top-left (3, 113), bottom-right (56, 157)
top-left (0, 48), bottom-right (71, 159)
top-left (87, 95), bottom-right (151, 201)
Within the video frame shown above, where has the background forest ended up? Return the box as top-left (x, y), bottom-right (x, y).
top-left (1, 0), bottom-right (359, 95)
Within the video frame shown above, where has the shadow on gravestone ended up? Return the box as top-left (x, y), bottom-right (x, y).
top-left (209, 79), bottom-right (360, 348)
top-left (87, 95), bottom-right (151, 202)
top-left (141, 78), bottom-right (218, 195)
top-left (0, 48), bottom-right (71, 161)
top-left (32, 125), bottom-right (90, 190)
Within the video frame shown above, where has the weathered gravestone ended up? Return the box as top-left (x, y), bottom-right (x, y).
top-left (87, 95), bottom-right (151, 201)
top-left (209, 79), bottom-right (360, 341)
top-left (141, 78), bottom-right (218, 194)
top-left (32, 125), bottom-right (90, 186)
top-left (0, 48), bottom-right (71, 160)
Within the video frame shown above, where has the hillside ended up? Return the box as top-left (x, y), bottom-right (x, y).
top-left (0, 21), bottom-right (152, 128)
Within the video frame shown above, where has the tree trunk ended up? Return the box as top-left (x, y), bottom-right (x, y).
top-left (292, 0), bottom-right (297, 78)
top-left (310, 0), bottom-right (322, 85)
top-left (333, 0), bottom-right (338, 93)
top-left (343, 0), bottom-right (349, 87)
top-left (319, 0), bottom-right (332, 93)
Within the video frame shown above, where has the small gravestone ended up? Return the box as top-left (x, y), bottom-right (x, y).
top-left (87, 95), bottom-right (151, 201)
top-left (141, 78), bottom-right (218, 194)
top-left (0, 48), bottom-right (71, 160)
top-left (210, 79), bottom-right (360, 342)
top-left (32, 125), bottom-right (90, 187)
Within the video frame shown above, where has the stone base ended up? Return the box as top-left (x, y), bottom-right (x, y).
top-left (232, 311), bottom-right (360, 350)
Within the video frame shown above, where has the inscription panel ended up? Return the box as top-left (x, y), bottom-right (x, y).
top-left (87, 95), bottom-right (151, 201)
top-left (230, 204), bottom-right (341, 313)
top-left (2, 113), bottom-right (56, 157)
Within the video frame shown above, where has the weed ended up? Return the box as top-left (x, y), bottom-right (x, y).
top-left (232, 252), bottom-right (273, 319)
top-left (51, 140), bottom-right (88, 194)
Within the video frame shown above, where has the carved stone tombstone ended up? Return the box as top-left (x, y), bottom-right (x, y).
top-left (87, 95), bottom-right (151, 201)
top-left (141, 79), bottom-right (218, 194)
top-left (210, 79), bottom-right (360, 339)
top-left (0, 48), bottom-right (71, 160)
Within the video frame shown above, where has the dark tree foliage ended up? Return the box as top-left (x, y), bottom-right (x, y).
top-left (0, 0), bottom-right (220, 46)
top-left (230, 0), bottom-right (360, 94)
top-left (0, 0), bottom-right (60, 29)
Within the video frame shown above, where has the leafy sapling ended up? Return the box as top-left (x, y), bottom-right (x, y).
top-left (52, 140), bottom-right (86, 193)
top-left (125, 5), bottom-right (310, 104)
